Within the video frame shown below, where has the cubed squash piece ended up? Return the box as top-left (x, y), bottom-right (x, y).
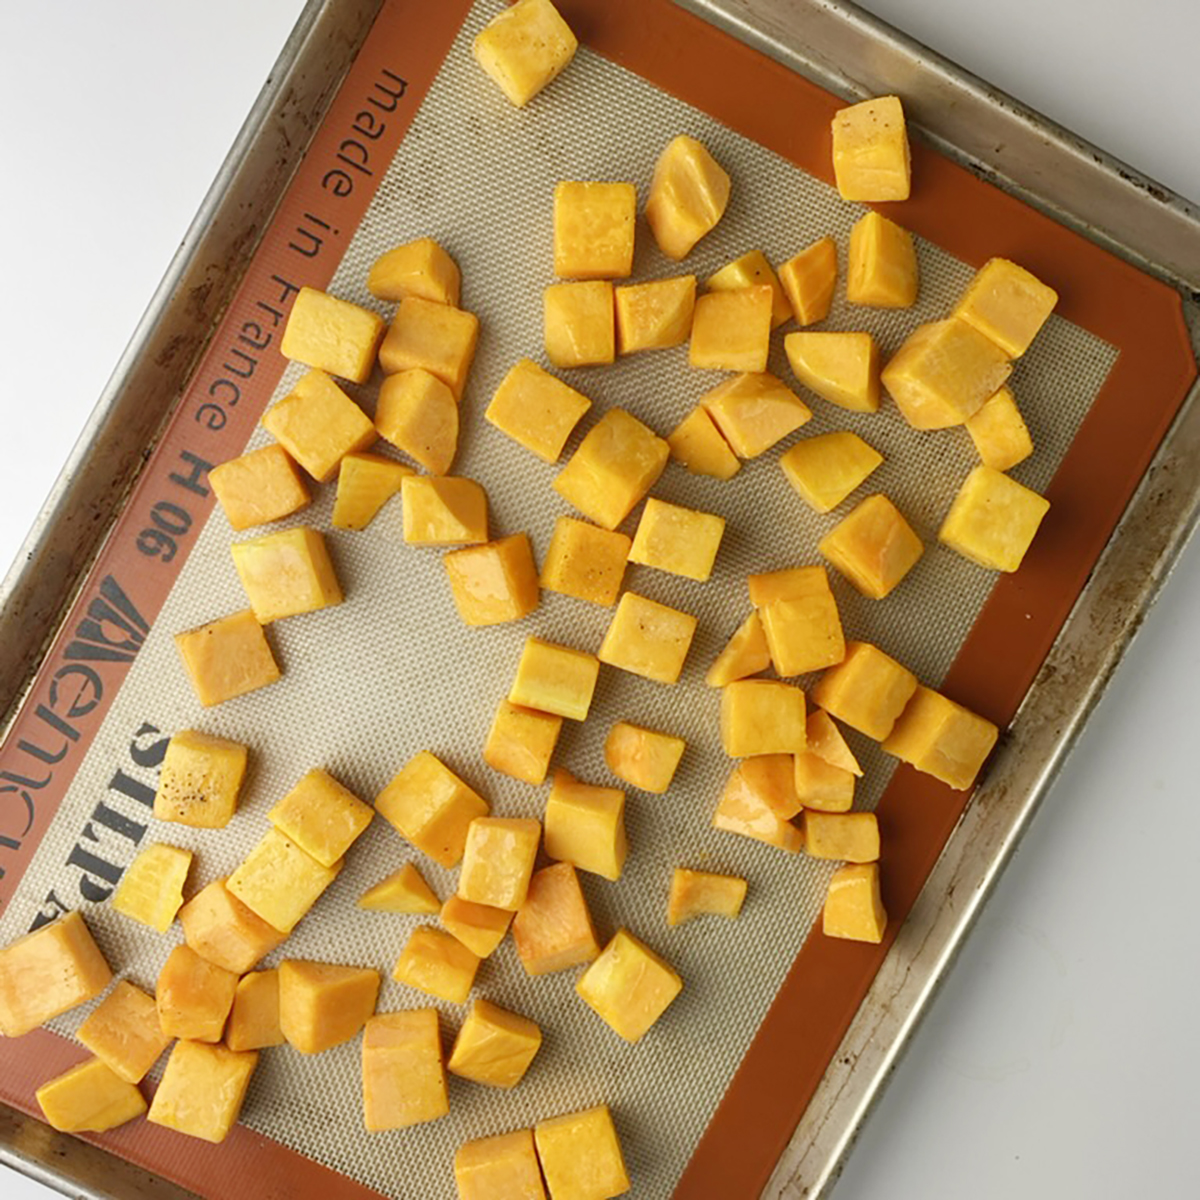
top-left (375, 368), bottom-right (458, 475)
top-left (555, 181), bottom-right (637, 279)
top-left (544, 769), bottom-right (627, 882)
top-left (604, 722), bottom-right (685, 794)
top-left (110, 843), bottom-right (192, 932)
top-left (402, 476), bottom-right (489, 545)
top-left (831, 95), bottom-right (911, 202)
top-left (965, 386), bottom-right (1033, 472)
top-left (179, 878), bottom-right (286, 974)
top-left (156, 944), bottom-right (238, 1043)
top-left (807, 708), bottom-right (863, 776)
top-left (700, 372), bottom-right (812, 458)
top-left (445, 534), bottom-right (540, 626)
top-left (953, 257), bottom-right (1058, 357)
top-left (210, 443), bottom-right (311, 531)
top-left (778, 236), bottom-right (837, 326)
top-left (174, 609), bottom-right (280, 707)
top-left (281, 287), bottom-right (385, 384)
top-left (705, 611), bottom-right (771, 687)
top-left (748, 563), bottom-right (831, 608)
top-left (803, 811), bottom-right (880, 862)
top-left (759, 572), bottom-right (845, 677)
top-left (793, 752), bottom-right (855, 812)
top-left (362, 1009), bottom-right (448, 1132)
top-left (728, 754), bottom-right (801, 820)
top-left (599, 592), bottom-right (697, 686)
top-left (707, 250), bottom-right (791, 327)
top-left (278, 959), bottom-right (381, 1054)
top-left (459, 817), bottom-right (542, 911)
top-left (448, 998), bottom-right (542, 1089)
top-left (231, 526), bottom-right (343, 622)
top-left (36, 1057), bottom-right (146, 1134)
top-left (486, 358), bottom-right (591, 462)
top-left (226, 828), bottom-right (343, 934)
top-left (536, 1105), bottom-right (630, 1200)
top-left (881, 684), bottom-right (1000, 790)
top-left (376, 751), bottom-right (490, 868)
top-left (824, 863), bottom-right (887, 943)
top-left (820, 494), bottom-right (924, 599)
top-left (267, 767), bottom-right (373, 868)
top-left (154, 729), bottom-right (247, 830)
top-left (379, 296), bottom-right (480, 398)
top-left (358, 864), bottom-right (441, 915)
top-left (720, 679), bottom-right (807, 757)
top-left (367, 236), bottom-right (461, 306)
top-left (226, 969), bottom-right (284, 1052)
top-left (553, 408), bottom-right (668, 529)
top-left (441, 895), bottom-right (513, 959)
top-left (615, 275), bottom-right (697, 353)
top-left (784, 331), bottom-right (880, 413)
top-left (540, 517), bottom-right (631, 607)
top-left (393, 927), bottom-right (480, 1004)
top-left (666, 406), bottom-right (740, 481)
top-left (811, 641), bottom-right (918, 741)
top-left (544, 281), bottom-right (615, 368)
top-left (713, 760), bottom-right (803, 852)
top-left (262, 369), bottom-right (376, 482)
top-left (77, 981), bottom-right (170, 1084)
top-left (455, 1129), bottom-right (547, 1200)
top-left (780, 432), bottom-right (883, 514)
top-left (667, 868), bottom-right (747, 926)
top-left (332, 452), bottom-right (412, 530)
top-left (689, 286), bottom-right (774, 372)
top-left (576, 930), bottom-right (682, 1043)
top-left (629, 498), bottom-right (725, 582)
top-left (512, 862), bottom-right (601, 976)
top-left (485, 699), bottom-right (563, 785)
top-left (882, 318), bottom-right (1013, 430)
top-left (645, 134), bottom-right (731, 260)
top-left (846, 211), bottom-right (918, 308)
top-left (472, 0), bottom-right (577, 107)
top-left (147, 1040), bottom-right (258, 1144)
top-left (509, 637), bottom-right (601, 721)
top-left (939, 464), bottom-right (1050, 572)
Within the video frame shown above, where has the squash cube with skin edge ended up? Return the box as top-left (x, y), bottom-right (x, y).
top-left (263, 369), bottom-right (376, 482)
top-left (210, 443), bottom-right (311, 532)
top-left (147, 1040), bottom-right (258, 1145)
top-left (332, 452), bottom-right (412, 531)
top-left (448, 998), bottom-right (542, 1089)
top-left (540, 517), bottom-right (630, 607)
top-left (939, 464), bottom-right (1050, 573)
top-left (154, 729), bottom-right (247, 830)
top-left (720, 680), bottom-right (807, 757)
top-left (807, 709), bottom-right (863, 776)
top-left (667, 406), bottom-right (741, 481)
top-left (441, 895), bottom-right (513, 959)
top-left (576, 929), bottom-right (682, 1043)
top-left (705, 611), bottom-right (771, 687)
top-left (485, 700), bottom-right (562, 786)
top-left (268, 767), bottom-right (373, 869)
top-left (510, 637), bottom-right (600, 721)
top-left (367, 236), bottom-right (461, 307)
top-left (472, 0), bottom-right (577, 108)
top-left (358, 863), bottom-right (441, 915)
top-left (379, 296), bottom-right (479, 398)
top-left (667, 869), bottom-right (747, 927)
top-left (713, 760), bottom-right (804, 852)
top-left (375, 752), bottom-right (489, 868)
top-left (689, 285), bottom-right (774, 372)
top-left (847, 212), bottom-right (918, 308)
top-left (544, 281), bottom-right (615, 368)
top-left (227, 828), bottom-right (343, 934)
top-left (700, 372), bottom-right (812, 458)
top-left (402, 476), bottom-right (489, 546)
top-left (445, 534), bottom-right (540, 627)
top-left (174, 609), bottom-right (280, 707)
top-left (486, 358), bottom-right (591, 463)
top-left (455, 1129), bottom-right (547, 1200)
top-left (778, 237), bottom-right (837, 326)
top-left (881, 684), bottom-right (999, 790)
top-left (110, 843), bottom-right (192, 932)
top-left (179, 879), bottom-right (286, 975)
top-left (459, 817), bottom-right (541, 911)
top-left (645, 134), bottom-right (731, 260)
top-left (780, 432), bottom-right (884, 514)
top-left (803, 811), bottom-right (880, 863)
top-left (536, 1105), bottom-right (630, 1200)
top-left (544, 769), bottom-right (627, 882)
top-left (512, 862), bottom-right (600, 976)
top-left (707, 250), bottom-right (792, 328)
top-left (227, 969), bottom-right (284, 1053)
top-left (812, 641), bottom-right (918, 741)
top-left (793, 752), bottom-right (855, 812)
top-left (599, 592), bottom-right (697, 686)
top-left (375, 368), bottom-right (458, 475)
top-left (615, 276), bottom-right (697, 354)
top-left (278, 959), bottom-right (381, 1054)
top-left (393, 926), bottom-right (480, 1005)
top-left (748, 563), bottom-right (831, 609)
top-left (820, 494), bottom-right (925, 600)
top-left (831, 95), bottom-right (911, 202)
top-left (363, 1010), bottom-right (448, 1132)
top-left (784, 332), bottom-right (880, 413)
top-left (156, 945), bottom-right (238, 1043)
top-left (281, 286), bottom-right (385, 384)
top-left (554, 182), bottom-right (637, 280)
top-left (77, 981), bottom-right (170, 1084)
top-left (604, 722), bottom-right (685, 794)
top-left (629, 498), bottom-right (725, 583)
top-left (965, 387), bottom-right (1033, 472)
top-left (36, 1058), bottom-right (146, 1135)
top-left (231, 526), bottom-right (343, 623)
top-left (824, 862), bottom-right (888, 943)
top-left (953, 256), bottom-right (1058, 358)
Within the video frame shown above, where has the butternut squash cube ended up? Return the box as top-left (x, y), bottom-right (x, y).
top-left (379, 296), bottom-right (480, 398)
top-left (36, 1057), bottom-right (146, 1134)
top-left (402, 475), bottom-right (489, 545)
top-left (629, 498), bottom-right (725, 583)
top-left (147, 1040), bottom-right (258, 1144)
top-left (599, 591), bottom-right (697, 686)
top-left (156, 944), bottom-right (238, 1043)
top-left (604, 721), bottom-right (685, 794)
top-left (727, 754), bottom-right (801, 820)
top-left (536, 1107), bottom-right (629, 1200)
top-left (472, 0), bottom-right (577, 108)
top-left (210, 443), bottom-right (311, 532)
top-left (513, 862), bottom-right (599, 976)
top-left (281, 286), bottom-right (385, 384)
top-left (231, 525), bottom-right (343, 622)
top-left (747, 563), bottom-right (830, 609)
top-left (667, 868), bottom-right (747, 926)
top-left (445, 533), bottom-right (540, 626)
top-left (174, 609), bottom-right (280, 707)
top-left (455, 1128), bottom-right (547, 1200)
top-left (510, 637), bottom-right (601, 721)
top-left (375, 751), bottom-right (489, 868)
top-left (227, 828), bottom-right (343, 934)
top-left (262, 369), bottom-right (376, 482)
top-left (645, 134), bottom-right (731, 260)
top-left (358, 863), bottom-right (441, 915)
top-left (278, 959), bottom-right (380, 1054)
top-left (700, 372), bottom-right (812, 458)
top-left (939, 464), bottom-right (1050, 573)
top-left (448, 998), bottom-right (542, 1089)
top-left (111, 843), bottom-right (192, 932)
top-left (784, 332), bottom-right (880, 413)
top-left (793, 752), bottom-right (855, 812)
top-left (441, 895), bottom-right (513, 958)
top-left (268, 767), bottom-right (373, 868)
top-left (154, 729), bottom-right (248, 830)
top-left (666, 406), bottom-right (740, 481)
top-left (831, 95), bottom-right (911, 202)
top-left (484, 700), bottom-right (562, 786)
top-left (759, 573), bottom-right (845, 677)
top-left (367, 236), bottom-right (460, 307)
top-left (689, 285), bottom-right (773, 372)
top-left (553, 408), bottom-right (668, 529)
top-left (780, 431), bottom-right (884, 513)
top-left (459, 817), bottom-right (542, 911)
top-left (576, 930), bottom-right (682, 1043)
top-left (544, 769), bottom-right (627, 882)
top-left (77, 981), bottom-right (169, 1084)
top-left (820, 494), bottom-right (924, 599)
top-left (953, 257), bottom-right (1058, 358)
top-left (707, 250), bottom-right (792, 328)
top-left (226, 969), bottom-right (284, 1052)
top-left (807, 708), bottom-right (863, 776)
top-left (362, 1009), bottom-right (448, 1131)
top-left (375, 368), bottom-right (458, 475)
top-left (539, 516), bottom-right (630, 607)
top-left (882, 318), bottom-right (1013, 430)
top-left (486, 358), bottom-right (591, 462)
top-left (965, 386), bottom-right (1033, 472)
top-left (847, 211), bottom-right (918, 308)
top-left (824, 862), bottom-right (887, 943)
top-left (803, 811), bottom-right (880, 862)
top-left (720, 679), bottom-right (806, 757)
top-left (544, 281), bottom-right (615, 368)
top-left (713, 760), bottom-right (803, 852)
top-left (778, 236), bottom-right (837, 326)
top-left (811, 641), bottom-right (918, 741)
top-left (881, 684), bottom-right (999, 790)
top-left (705, 611), bottom-right (771, 687)
top-left (615, 275), bottom-right (697, 353)
top-left (393, 926), bottom-right (480, 1004)
top-left (554, 181), bottom-right (637, 279)
top-left (332, 452), bottom-right (412, 531)
top-left (179, 878), bottom-right (286, 974)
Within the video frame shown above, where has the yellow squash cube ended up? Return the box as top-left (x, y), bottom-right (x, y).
top-left (110, 842), bottom-right (192, 932)
top-left (332, 451), bottom-right (412, 531)
top-left (455, 1129), bottom-right (547, 1200)
top-left (720, 679), bottom-right (807, 757)
top-left (227, 828), bottom-right (343, 934)
top-left (174, 609), bottom-right (280, 707)
top-left (784, 331), bottom-right (880, 412)
top-left (882, 318), bottom-right (1013, 430)
top-left (707, 250), bottom-right (792, 327)
top-left (472, 0), bottom-right (577, 107)
top-left (375, 368), bottom-right (459, 475)
top-left (441, 895), bottom-right (513, 959)
top-left (226, 969), bottom-right (284, 1052)
top-left (156, 944), bottom-right (238, 1043)
top-left (358, 863), bottom-right (441, 915)
top-left (811, 641), bottom-right (918, 741)
top-left (700, 372), bottom-right (812, 458)
top-left (147, 1039), bottom-right (258, 1144)
top-left (544, 769), bottom-right (627, 881)
top-left (367, 236), bottom-right (460, 306)
top-left (760, 592), bottom-right (845, 679)
top-left (393, 926), bottom-right (480, 1005)
top-left (210, 443), bottom-right (311, 531)
top-left (615, 275), bottom-right (697, 353)
top-left (459, 817), bottom-right (542, 911)
top-left (536, 1105), bottom-right (630, 1200)
top-left (281, 286), bottom-right (385, 384)
top-left (540, 517), bottom-right (630, 607)
top-left (512, 862), bottom-right (600, 976)
top-left (939, 464), bottom-right (1050, 572)
top-left (831, 94), bottom-right (911, 202)
top-left (807, 708), bottom-right (863, 776)
top-left (154, 729), bottom-right (248, 830)
top-left (230, 525), bottom-right (343, 622)
top-left (778, 236), bottom-right (837, 326)
top-left (953, 256), bottom-right (1058, 357)
top-left (705, 611), bottom-right (771, 687)
top-left (445, 533), bottom-right (540, 626)
top-left (544, 281), bottom-right (615, 368)
top-left (824, 863), bottom-right (887, 943)
top-left (881, 684), bottom-right (999, 790)
top-left (278, 959), bottom-right (381, 1054)
top-left (376, 751), bottom-right (490, 868)
top-left (486, 358), bottom-right (591, 462)
top-left (780, 431), bottom-right (884, 514)
top-left (793, 752), bottom-right (855, 812)
top-left (77, 981), bottom-right (170, 1084)
top-left (666, 406), bottom-right (741, 481)
top-left (402, 475), bottom-right (489, 545)
top-left (485, 700), bottom-right (562, 785)
top-left (965, 386), bottom-right (1033, 472)
top-left (820, 494), bottom-right (925, 599)
top-left (179, 878), bottom-right (286, 974)
top-left (263, 369), bottom-right (376, 482)
top-left (847, 211), bottom-right (918, 308)
top-left (604, 722), bottom-right (685, 794)
top-left (555, 181), bottom-right (637, 279)
top-left (577, 929), bottom-right (682, 1043)
top-left (599, 591), bottom-right (698, 686)
top-left (803, 811), bottom-right (880, 862)
top-left (379, 296), bottom-right (480, 398)
top-left (713, 760), bottom-right (803, 852)
top-left (748, 563), bottom-right (830, 609)
top-left (667, 868), bottom-right (747, 927)
top-left (268, 767), bottom-right (373, 868)
top-left (689, 285), bottom-right (774, 372)
top-left (448, 998), bottom-right (542, 1089)
top-left (645, 134), bottom-right (731, 260)
top-left (510, 637), bottom-right (601, 721)
top-left (629, 498), bottom-right (725, 583)
top-left (36, 1057), bottom-right (146, 1135)
top-left (362, 1009), bottom-right (448, 1132)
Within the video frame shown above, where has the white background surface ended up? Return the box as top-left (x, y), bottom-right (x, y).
top-left (1, 2), bottom-right (1197, 1198)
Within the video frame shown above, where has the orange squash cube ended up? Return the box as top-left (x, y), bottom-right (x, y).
top-left (379, 296), bottom-right (480, 398)
top-left (455, 1129), bottom-right (547, 1200)
top-left (458, 817), bottom-right (541, 911)
top-left (230, 525), bottom-right (343, 623)
top-left (938, 464), bottom-right (1050, 573)
top-left (362, 1009), bottom-right (448, 1131)
top-left (512, 862), bottom-right (601, 976)
top-left (472, 0), bottom-right (578, 108)
top-left (748, 563), bottom-right (830, 609)
top-left (667, 868), bottom-right (747, 926)
top-left (598, 592), bottom-right (698, 685)
top-left (881, 684), bottom-right (999, 790)
top-left (209, 443), bottom-right (310, 531)
top-left (484, 699), bottom-right (563, 785)
top-left (393, 926), bottom-right (480, 1005)
top-left (758, 569), bottom-right (845, 677)
top-left (707, 250), bottom-right (791, 328)
top-left (645, 134), bottom-right (731, 260)
top-left (226, 828), bottom-right (343, 934)
top-left (367, 236), bottom-right (460, 306)
top-left (267, 767), bottom-right (373, 869)
top-left (700, 372), bottom-right (812, 458)
top-left (831, 95), bottom-right (911, 202)
top-left (375, 368), bottom-right (458, 475)
top-left (544, 281), bottom-right (615, 368)
top-left (539, 516), bottom-right (631, 607)
top-left (780, 431), bottom-right (884, 513)
top-left (147, 1040), bottom-right (258, 1144)
top-left (262, 369), bottom-right (376, 482)
top-left (952, 256), bottom-right (1058, 358)
top-left (535, 1105), bottom-right (630, 1200)
top-left (485, 358), bottom-right (591, 462)
top-left (576, 930), bottom-right (682, 1043)
top-left (824, 863), bottom-right (888, 943)
top-left (401, 476), bottom-right (489, 545)
top-left (554, 181), bottom-right (637, 279)
top-left (36, 1057), bottom-right (146, 1135)
top-left (802, 811), bottom-right (880, 862)
top-left (448, 998), bottom-right (542, 1089)
top-left (778, 236), bottom-right (837, 326)
top-left (358, 864), bottom-right (441, 915)
top-left (689, 285), bottom-right (773, 372)
top-left (156, 944), bottom-right (238, 1043)
top-left (278, 959), bottom-right (381, 1054)
top-left (705, 611), bottom-right (771, 687)
top-left (615, 275), bottom-right (697, 353)
top-left (331, 452), bottom-right (412, 531)
top-left (544, 769), bottom-right (627, 882)
top-left (76, 981), bottom-right (170, 1084)
top-left (441, 895), bottom-right (513, 959)
top-left (846, 211), bottom-right (918, 308)
top-left (807, 709), bottom-right (863, 776)
top-left (445, 533), bottom-right (540, 626)
top-left (820, 494), bottom-right (924, 599)
top-left (178, 878), bottom-right (287, 974)
top-left (603, 721), bottom-right (685, 794)
top-left (713, 758), bottom-right (803, 852)
top-left (226, 969), bottom-right (284, 1052)
top-left (666, 406), bottom-right (741, 481)
top-left (110, 842), bottom-right (191, 932)
top-left (281, 287), bottom-right (384, 384)
top-left (720, 679), bottom-right (807, 757)
top-left (629, 497), bottom-right (725, 582)
top-left (785, 331), bottom-right (880, 413)
top-left (811, 641), bottom-right (918, 741)
top-left (793, 752), bottom-right (855, 812)
top-left (174, 609), bottom-right (280, 707)
top-left (509, 637), bottom-right (601, 721)
top-left (964, 387), bottom-right (1034, 472)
